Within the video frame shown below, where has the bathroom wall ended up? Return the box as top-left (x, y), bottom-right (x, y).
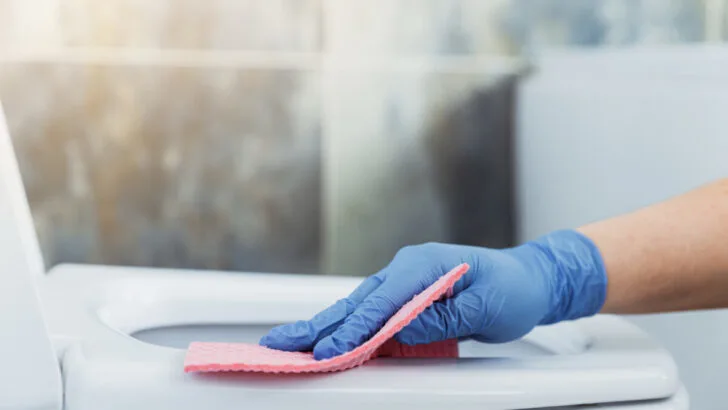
top-left (0, 0), bottom-right (716, 276)
top-left (0, 0), bottom-right (521, 275)
top-left (0, 1), bottom-right (325, 274)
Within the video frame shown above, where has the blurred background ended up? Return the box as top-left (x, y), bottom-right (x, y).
top-left (0, 0), bottom-right (715, 275)
top-left (2, 0), bottom-right (728, 408)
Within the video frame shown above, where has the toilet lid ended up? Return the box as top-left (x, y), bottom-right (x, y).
top-left (0, 103), bottom-right (62, 410)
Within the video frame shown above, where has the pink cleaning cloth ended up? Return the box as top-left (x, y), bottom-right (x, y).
top-left (183, 263), bottom-right (469, 374)
top-left (374, 337), bottom-right (458, 358)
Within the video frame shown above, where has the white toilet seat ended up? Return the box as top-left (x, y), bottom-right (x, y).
top-left (39, 264), bottom-right (687, 410)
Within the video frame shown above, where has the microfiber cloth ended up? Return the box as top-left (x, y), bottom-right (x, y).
top-left (183, 263), bottom-right (469, 374)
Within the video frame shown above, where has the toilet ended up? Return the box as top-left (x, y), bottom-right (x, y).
top-left (0, 102), bottom-right (688, 409)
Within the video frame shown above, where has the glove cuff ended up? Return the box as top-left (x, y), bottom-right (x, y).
top-left (528, 229), bottom-right (608, 325)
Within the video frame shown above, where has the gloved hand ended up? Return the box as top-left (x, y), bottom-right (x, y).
top-left (259, 229), bottom-right (607, 360)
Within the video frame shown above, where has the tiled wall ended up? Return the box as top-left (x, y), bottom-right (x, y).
top-left (0, 62), bottom-right (322, 273)
top-left (0, 0), bottom-right (712, 275)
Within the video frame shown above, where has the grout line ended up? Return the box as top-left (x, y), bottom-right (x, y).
top-left (0, 47), bottom-right (524, 74)
top-left (0, 48), bottom-right (322, 69)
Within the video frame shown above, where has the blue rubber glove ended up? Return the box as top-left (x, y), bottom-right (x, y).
top-left (259, 229), bottom-right (607, 360)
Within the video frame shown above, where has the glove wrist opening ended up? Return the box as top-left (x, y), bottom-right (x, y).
top-left (528, 229), bottom-right (608, 326)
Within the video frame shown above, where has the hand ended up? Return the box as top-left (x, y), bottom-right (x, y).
top-left (259, 230), bottom-right (607, 360)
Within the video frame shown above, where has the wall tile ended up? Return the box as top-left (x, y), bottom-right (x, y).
top-left (0, 62), bottom-right (322, 273)
top-left (0, 0), bottom-right (65, 50)
top-left (322, 0), bottom-right (511, 56)
top-left (501, 0), bottom-right (705, 51)
top-left (322, 66), bottom-right (518, 275)
top-left (322, 0), bottom-right (706, 57)
top-left (1, 0), bottom-right (321, 52)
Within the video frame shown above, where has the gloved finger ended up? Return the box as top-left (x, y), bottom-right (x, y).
top-left (394, 290), bottom-right (488, 345)
top-left (312, 266), bottom-right (450, 360)
top-left (259, 274), bottom-right (383, 351)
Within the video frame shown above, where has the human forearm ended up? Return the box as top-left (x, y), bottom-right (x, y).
top-left (578, 178), bottom-right (728, 314)
top-left (259, 179), bottom-right (728, 354)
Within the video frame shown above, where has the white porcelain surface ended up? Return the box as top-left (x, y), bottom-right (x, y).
top-left (40, 263), bottom-right (682, 410)
top-left (569, 386), bottom-right (688, 410)
top-left (0, 103), bottom-right (61, 410)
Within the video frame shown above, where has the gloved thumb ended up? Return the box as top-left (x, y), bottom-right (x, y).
top-left (394, 290), bottom-right (488, 345)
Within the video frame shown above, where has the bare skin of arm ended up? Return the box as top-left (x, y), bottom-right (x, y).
top-left (577, 178), bottom-right (728, 314)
